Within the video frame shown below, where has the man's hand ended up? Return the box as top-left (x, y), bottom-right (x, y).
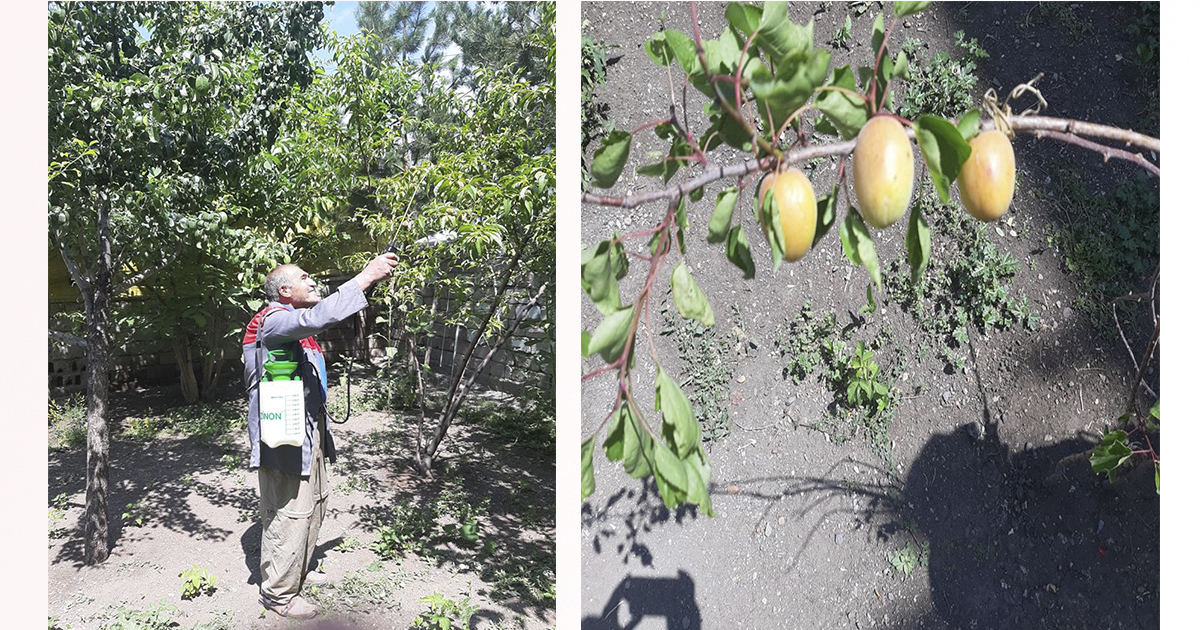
top-left (354, 253), bottom-right (400, 292)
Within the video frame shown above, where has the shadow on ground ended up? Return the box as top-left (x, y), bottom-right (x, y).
top-left (581, 571), bottom-right (702, 630)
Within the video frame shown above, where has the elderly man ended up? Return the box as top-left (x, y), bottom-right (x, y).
top-left (242, 253), bottom-right (398, 619)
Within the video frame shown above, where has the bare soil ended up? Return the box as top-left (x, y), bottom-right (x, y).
top-left (581, 3), bottom-right (1159, 629)
top-left (48, 381), bottom-right (555, 630)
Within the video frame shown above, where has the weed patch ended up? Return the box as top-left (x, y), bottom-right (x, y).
top-left (1045, 169), bottom-right (1159, 331)
top-left (886, 180), bottom-right (1039, 370)
top-left (898, 31), bottom-right (989, 119)
top-left (660, 302), bottom-right (754, 443)
top-left (49, 394), bottom-right (86, 451)
top-left (777, 304), bottom-right (898, 463)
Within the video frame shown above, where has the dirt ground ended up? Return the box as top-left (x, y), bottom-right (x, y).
top-left (581, 3), bottom-right (1159, 629)
top-left (48, 382), bottom-right (555, 630)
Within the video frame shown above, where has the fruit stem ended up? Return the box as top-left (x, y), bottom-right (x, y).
top-left (868, 17), bottom-right (899, 115)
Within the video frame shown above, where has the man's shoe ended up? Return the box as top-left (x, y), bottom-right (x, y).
top-left (262, 595), bottom-right (319, 619)
top-left (304, 570), bottom-right (330, 586)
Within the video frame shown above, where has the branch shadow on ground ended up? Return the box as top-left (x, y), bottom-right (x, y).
top-left (582, 475), bottom-right (701, 569)
top-left (716, 418), bottom-right (1158, 629)
top-left (581, 570), bottom-right (702, 630)
top-left (333, 397), bottom-right (556, 625)
top-left (48, 434), bottom-right (248, 568)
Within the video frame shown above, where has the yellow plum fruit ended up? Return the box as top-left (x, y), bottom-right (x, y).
top-left (852, 116), bottom-right (915, 229)
top-left (957, 130), bottom-right (1016, 222)
top-left (758, 167), bottom-right (817, 262)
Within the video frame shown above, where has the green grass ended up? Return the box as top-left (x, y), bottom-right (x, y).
top-left (898, 31), bottom-right (989, 120)
top-left (118, 400), bottom-right (245, 445)
top-left (659, 302), bottom-right (755, 443)
top-left (582, 20), bottom-right (614, 188)
top-left (1045, 169), bottom-right (1159, 331)
top-left (885, 180), bottom-right (1039, 371)
top-left (776, 303), bottom-right (899, 464)
top-left (49, 394), bottom-right (86, 451)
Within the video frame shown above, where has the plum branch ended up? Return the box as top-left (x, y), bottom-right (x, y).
top-left (582, 115), bottom-right (1160, 209)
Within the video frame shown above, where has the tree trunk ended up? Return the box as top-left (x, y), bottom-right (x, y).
top-left (199, 309), bottom-right (226, 402)
top-left (172, 335), bottom-right (200, 404)
top-left (408, 335), bottom-right (434, 477)
top-left (83, 201), bottom-right (114, 565)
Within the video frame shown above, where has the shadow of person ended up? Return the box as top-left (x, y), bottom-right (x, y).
top-left (903, 422), bottom-right (1158, 629)
top-left (240, 522), bottom-right (262, 585)
top-left (581, 570), bottom-right (701, 630)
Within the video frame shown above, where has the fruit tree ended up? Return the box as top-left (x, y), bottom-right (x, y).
top-left (580, 1), bottom-right (1160, 514)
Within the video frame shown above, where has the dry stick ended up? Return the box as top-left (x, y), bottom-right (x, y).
top-left (582, 116), bottom-right (1160, 208)
top-left (1123, 318), bottom-right (1160, 425)
top-left (1112, 295), bottom-right (1158, 400)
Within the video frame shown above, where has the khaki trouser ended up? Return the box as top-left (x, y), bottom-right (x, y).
top-left (259, 432), bottom-right (328, 604)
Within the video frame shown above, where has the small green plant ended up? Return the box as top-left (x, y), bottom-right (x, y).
top-left (412, 591), bottom-right (478, 630)
top-left (121, 497), bottom-right (151, 528)
top-left (845, 343), bottom-right (891, 415)
top-left (660, 302), bottom-right (754, 443)
top-left (436, 478), bottom-right (489, 545)
top-left (1091, 400), bottom-right (1160, 494)
top-left (372, 503), bottom-right (435, 558)
top-left (219, 453), bottom-right (240, 475)
top-left (49, 393), bottom-right (86, 451)
top-left (830, 14), bottom-right (852, 50)
top-left (311, 567), bottom-right (408, 613)
top-left (100, 601), bottom-right (177, 630)
top-left (1031, 2), bottom-right (1094, 40)
top-left (49, 492), bottom-right (70, 534)
top-left (120, 401), bottom-right (244, 444)
top-left (333, 536), bottom-right (364, 553)
top-left (179, 565), bottom-right (217, 600)
top-left (898, 31), bottom-right (989, 119)
top-left (885, 180), bottom-right (1039, 370)
top-left (886, 540), bottom-right (930, 580)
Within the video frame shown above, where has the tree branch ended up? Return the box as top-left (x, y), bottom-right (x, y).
top-left (114, 249), bottom-right (180, 295)
top-left (582, 116), bottom-right (1160, 208)
top-left (56, 240), bottom-right (91, 295)
top-left (49, 330), bottom-right (88, 348)
top-left (1028, 129), bottom-right (1159, 176)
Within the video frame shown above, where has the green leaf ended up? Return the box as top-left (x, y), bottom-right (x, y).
top-left (757, 187), bottom-right (786, 272)
top-left (587, 306), bottom-right (635, 364)
top-left (813, 184), bottom-right (839, 249)
top-left (1155, 460), bottom-right (1160, 495)
top-left (675, 196), bottom-right (689, 255)
top-left (670, 262), bottom-right (715, 327)
top-left (750, 47), bottom-right (832, 137)
top-left (814, 65), bottom-right (868, 140)
top-left (590, 130), bottom-right (632, 189)
top-left (581, 331), bottom-right (592, 356)
top-left (839, 207), bottom-right (882, 290)
top-left (893, 50), bottom-right (910, 80)
top-left (656, 367), bottom-right (701, 457)
top-left (91, 96), bottom-right (104, 112)
top-left (895, 1), bottom-right (933, 18)
top-left (1089, 430), bottom-right (1133, 482)
top-left (814, 116), bottom-right (839, 137)
top-left (645, 31), bottom-right (672, 66)
top-left (603, 405), bottom-right (626, 462)
top-left (581, 438), bottom-right (596, 500)
top-left (663, 29), bottom-right (699, 76)
top-left (689, 186), bottom-right (704, 202)
top-left (581, 240), bottom-right (629, 316)
top-left (708, 187), bottom-right (738, 243)
top-left (956, 109), bottom-right (981, 142)
top-left (1150, 400), bottom-right (1160, 421)
top-left (913, 115), bottom-right (972, 204)
top-left (725, 3), bottom-right (763, 38)
top-left (871, 13), bottom-right (886, 57)
top-left (654, 444), bottom-right (689, 492)
top-left (725, 225), bottom-right (755, 279)
top-left (758, 2), bottom-right (813, 66)
top-left (684, 450), bottom-right (715, 516)
top-left (621, 405), bottom-right (655, 477)
top-left (905, 202), bottom-right (931, 283)
top-left (715, 111), bottom-right (754, 152)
